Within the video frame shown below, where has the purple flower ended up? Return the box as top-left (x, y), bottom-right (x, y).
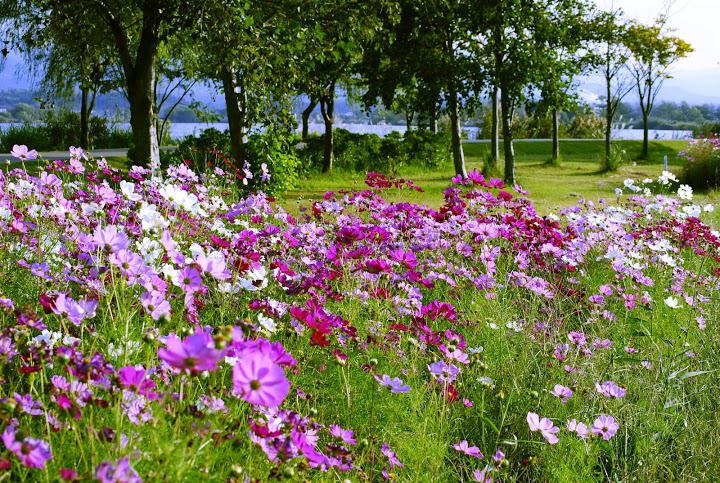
top-left (158, 332), bottom-right (221, 373)
top-left (10, 144), bottom-right (38, 161)
top-left (452, 440), bottom-right (483, 458)
top-left (95, 457), bottom-right (141, 483)
top-left (566, 419), bottom-right (589, 439)
top-left (381, 442), bottom-right (403, 468)
top-left (596, 381), bottom-right (626, 399)
top-left (374, 374), bottom-right (411, 393)
top-left (178, 266), bottom-right (203, 293)
top-left (427, 360), bottom-right (460, 384)
top-left (232, 351), bottom-right (290, 407)
top-left (2, 425), bottom-right (52, 469)
top-left (329, 424), bottom-right (357, 445)
top-left (592, 415), bottom-right (619, 441)
top-left (93, 225), bottom-right (129, 253)
top-left (140, 291), bottom-right (171, 321)
top-left (473, 469), bottom-right (493, 483)
top-left (550, 384), bottom-right (573, 403)
top-left (14, 393), bottom-right (44, 416)
top-left (527, 412), bottom-right (560, 444)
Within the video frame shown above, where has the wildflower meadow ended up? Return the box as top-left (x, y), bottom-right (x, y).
top-left (0, 145), bottom-right (719, 482)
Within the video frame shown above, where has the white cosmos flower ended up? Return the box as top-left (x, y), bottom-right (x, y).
top-left (664, 296), bottom-right (681, 309)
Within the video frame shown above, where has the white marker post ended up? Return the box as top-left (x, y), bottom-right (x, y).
top-left (664, 155), bottom-right (668, 172)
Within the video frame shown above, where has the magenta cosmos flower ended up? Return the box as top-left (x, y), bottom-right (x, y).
top-left (158, 332), bottom-right (221, 373)
top-left (452, 440), bottom-right (483, 458)
top-left (527, 412), bottom-right (560, 444)
top-left (2, 425), bottom-right (52, 469)
top-left (232, 351), bottom-right (290, 407)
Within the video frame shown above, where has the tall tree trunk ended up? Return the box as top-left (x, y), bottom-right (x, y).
top-left (490, 85), bottom-right (499, 168)
top-left (80, 86), bottom-right (90, 149)
top-left (405, 110), bottom-right (414, 131)
top-left (126, 49), bottom-right (159, 165)
top-left (604, 77), bottom-right (612, 170)
top-left (500, 87), bottom-right (516, 185)
top-left (449, 89), bottom-right (467, 178)
top-left (320, 82), bottom-right (335, 173)
top-left (642, 111), bottom-right (649, 159)
top-left (430, 101), bottom-right (438, 134)
top-left (552, 108), bottom-right (560, 163)
top-left (222, 68), bottom-right (247, 164)
top-left (302, 98), bottom-right (317, 141)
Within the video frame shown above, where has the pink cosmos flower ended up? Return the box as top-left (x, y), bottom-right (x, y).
top-left (527, 412), bottom-right (560, 444)
top-left (595, 381), bottom-right (626, 399)
top-left (2, 425), bottom-right (52, 469)
top-left (550, 384), bottom-right (573, 403)
top-left (93, 225), bottom-right (129, 253)
top-left (592, 415), bottom-right (619, 441)
top-left (452, 440), bottom-right (483, 458)
top-left (158, 332), bottom-right (221, 373)
top-left (381, 442), bottom-right (403, 468)
top-left (10, 144), bottom-right (38, 161)
top-left (473, 469), bottom-right (493, 483)
top-left (329, 424), bottom-right (357, 445)
top-left (566, 419), bottom-right (589, 439)
top-left (232, 351), bottom-right (290, 407)
top-left (140, 291), bottom-right (171, 321)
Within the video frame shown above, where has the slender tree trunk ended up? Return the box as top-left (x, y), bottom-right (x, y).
top-left (490, 85), bottom-right (499, 168)
top-left (552, 108), bottom-right (560, 163)
top-left (500, 87), bottom-right (516, 185)
top-left (302, 98), bottom-right (317, 141)
top-left (642, 111), bottom-right (649, 159)
top-left (80, 86), bottom-right (90, 149)
top-left (604, 76), bottom-right (612, 170)
top-left (221, 68), bottom-right (247, 164)
top-left (449, 89), bottom-right (467, 178)
top-left (405, 110), bottom-right (414, 131)
top-left (430, 101), bottom-right (438, 134)
top-left (320, 82), bottom-right (335, 173)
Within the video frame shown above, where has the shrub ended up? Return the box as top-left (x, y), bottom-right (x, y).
top-left (679, 137), bottom-right (720, 191)
top-left (603, 143), bottom-right (628, 172)
top-left (165, 127), bottom-right (300, 194)
top-left (0, 110), bottom-right (132, 152)
top-left (297, 128), bottom-right (451, 174)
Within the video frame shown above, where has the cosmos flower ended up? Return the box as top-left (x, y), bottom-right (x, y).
top-left (374, 374), bottom-right (411, 393)
top-left (158, 332), bottom-right (221, 373)
top-left (591, 415), bottom-right (619, 441)
top-left (232, 351), bottom-right (290, 407)
top-left (550, 384), bottom-right (573, 403)
top-left (10, 144), bottom-right (38, 161)
top-left (2, 426), bottom-right (52, 469)
top-left (527, 412), bottom-right (560, 444)
top-left (452, 440), bottom-right (483, 458)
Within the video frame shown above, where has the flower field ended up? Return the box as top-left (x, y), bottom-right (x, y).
top-left (1, 146), bottom-right (719, 481)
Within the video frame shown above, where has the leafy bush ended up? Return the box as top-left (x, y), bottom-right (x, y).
top-left (603, 143), bottom-right (628, 172)
top-left (0, 110), bottom-right (132, 152)
top-left (298, 128), bottom-right (451, 174)
top-left (166, 127), bottom-right (300, 194)
top-left (693, 122), bottom-right (720, 138)
top-left (679, 137), bottom-right (720, 191)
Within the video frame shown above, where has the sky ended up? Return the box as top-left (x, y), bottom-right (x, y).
top-left (587, 0), bottom-right (720, 103)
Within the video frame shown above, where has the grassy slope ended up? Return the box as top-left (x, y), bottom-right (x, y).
top-left (284, 140), bottom-right (720, 216)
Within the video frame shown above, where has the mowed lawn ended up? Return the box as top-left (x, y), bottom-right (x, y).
top-left (285, 139), bottom-right (720, 216)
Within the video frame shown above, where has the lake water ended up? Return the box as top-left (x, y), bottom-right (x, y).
top-left (0, 122), bottom-right (692, 142)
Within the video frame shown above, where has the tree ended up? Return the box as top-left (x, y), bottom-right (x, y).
top-left (625, 21), bottom-right (692, 159)
top-left (361, 0), bottom-right (481, 178)
top-left (589, 9), bottom-right (633, 170)
top-left (296, 0), bottom-right (393, 173)
top-left (1, 0), bottom-right (203, 164)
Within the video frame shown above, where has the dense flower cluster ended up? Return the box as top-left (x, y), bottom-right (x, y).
top-left (0, 145), bottom-right (717, 480)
